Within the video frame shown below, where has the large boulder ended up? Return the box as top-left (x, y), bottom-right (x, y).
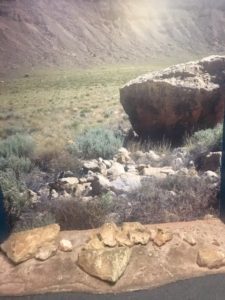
top-left (120, 56), bottom-right (225, 142)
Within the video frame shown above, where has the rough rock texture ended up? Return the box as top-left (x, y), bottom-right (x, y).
top-left (35, 242), bottom-right (58, 261)
top-left (59, 239), bottom-right (73, 252)
top-left (197, 247), bottom-right (225, 269)
top-left (2, 219), bottom-right (225, 296)
top-left (99, 223), bottom-right (118, 247)
top-left (120, 56), bottom-right (225, 142)
top-left (0, 224), bottom-right (60, 264)
top-left (77, 247), bottom-right (132, 283)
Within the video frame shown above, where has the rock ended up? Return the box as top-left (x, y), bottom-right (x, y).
top-left (59, 239), bottom-right (73, 252)
top-left (171, 158), bottom-right (184, 171)
top-left (122, 222), bottom-right (146, 234)
top-left (91, 174), bottom-right (110, 195)
top-left (107, 162), bottom-right (125, 179)
top-left (197, 247), bottom-right (225, 269)
top-left (129, 231), bottom-right (150, 245)
top-left (140, 166), bottom-right (175, 178)
top-left (110, 173), bottom-right (141, 194)
top-left (115, 148), bottom-right (132, 164)
top-left (51, 189), bottom-right (59, 199)
top-left (177, 168), bottom-right (189, 176)
top-left (75, 183), bottom-right (91, 198)
top-left (50, 177), bottom-right (79, 194)
top-left (203, 171), bottom-right (219, 183)
top-left (201, 152), bottom-right (222, 172)
top-left (35, 242), bottom-right (58, 261)
top-left (77, 247), bottom-right (132, 283)
top-left (27, 189), bottom-right (38, 204)
top-left (203, 214), bottom-right (216, 220)
top-left (148, 150), bottom-right (161, 162)
top-left (0, 224), bottom-right (60, 264)
top-left (84, 235), bottom-right (105, 250)
top-left (79, 177), bottom-right (87, 184)
top-left (99, 223), bottom-right (118, 247)
top-left (153, 229), bottom-right (173, 247)
top-left (115, 231), bottom-right (134, 247)
top-left (103, 160), bottom-right (112, 168)
top-left (83, 160), bottom-right (100, 172)
top-left (183, 234), bottom-right (197, 246)
top-left (120, 56), bottom-right (225, 142)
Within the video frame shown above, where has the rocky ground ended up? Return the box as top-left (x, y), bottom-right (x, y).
top-left (1, 218), bottom-right (225, 296)
top-left (14, 144), bottom-right (221, 232)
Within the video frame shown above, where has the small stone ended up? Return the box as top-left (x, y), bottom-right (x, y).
top-left (91, 174), bottom-right (110, 195)
top-left (35, 242), bottom-right (58, 261)
top-left (116, 231), bottom-right (134, 247)
top-left (79, 178), bottom-right (87, 184)
top-left (84, 235), bottom-right (105, 250)
top-left (99, 223), bottom-right (118, 247)
top-left (59, 239), bottom-right (73, 252)
top-left (183, 234), bottom-right (197, 246)
top-left (197, 247), bottom-right (225, 269)
top-left (203, 214), bottom-right (216, 220)
top-left (129, 231), bottom-right (150, 245)
top-left (27, 189), bottom-right (38, 204)
top-left (83, 160), bottom-right (100, 172)
top-left (122, 222), bottom-right (146, 234)
top-left (153, 229), bottom-right (173, 247)
top-left (51, 189), bottom-right (59, 199)
top-left (107, 162), bottom-right (125, 179)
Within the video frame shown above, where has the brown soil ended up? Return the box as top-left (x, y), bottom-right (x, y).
top-left (0, 0), bottom-right (225, 74)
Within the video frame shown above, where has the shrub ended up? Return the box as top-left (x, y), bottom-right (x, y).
top-left (39, 192), bottom-right (115, 230)
top-left (126, 175), bottom-right (219, 224)
top-left (0, 169), bottom-right (31, 227)
top-left (185, 124), bottom-right (223, 153)
top-left (0, 134), bottom-right (34, 158)
top-left (12, 211), bottom-right (56, 233)
top-left (70, 127), bottom-right (123, 159)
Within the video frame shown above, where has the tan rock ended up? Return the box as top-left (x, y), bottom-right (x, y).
top-left (197, 247), bottom-right (225, 269)
top-left (129, 231), bottom-right (150, 245)
top-left (77, 247), bottom-right (132, 283)
top-left (122, 222), bottom-right (145, 234)
top-left (151, 229), bottom-right (158, 240)
top-left (0, 224), bottom-right (60, 264)
top-left (116, 231), bottom-right (134, 247)
top-left (153, 229), bottom-right (173, 247)
top-left (35, 242), bottom-right (58, 261)
top-left (99, 223), bottom-right (118, 247)
top-left (183, 234), bottom-right (197, 246)
top-left (59, 239), bottom-right (73, 252)
top-left (59, 177), bottom-right (79, 188)
top-left (84, 235), bottom-right (105, 250)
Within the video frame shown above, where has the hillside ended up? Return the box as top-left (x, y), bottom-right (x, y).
top-left (0, 0), bottom-right (225, 73)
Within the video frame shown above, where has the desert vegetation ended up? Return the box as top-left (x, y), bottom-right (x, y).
top-left (0, 120), bottom-right (222, 232)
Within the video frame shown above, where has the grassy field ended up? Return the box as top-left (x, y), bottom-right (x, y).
top-left (0, 59), bottom-right (192, 154)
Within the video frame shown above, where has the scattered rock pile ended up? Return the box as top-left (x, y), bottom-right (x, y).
top-left (20, 145), bottom-right (221, 227)
top-left (32, 147), bottom-right (220, 203)
top-left (2, 220), bottom-right (225, 287)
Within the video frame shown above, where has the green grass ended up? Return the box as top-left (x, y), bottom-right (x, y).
top-left (0, 60), bottom-right (187, 153)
